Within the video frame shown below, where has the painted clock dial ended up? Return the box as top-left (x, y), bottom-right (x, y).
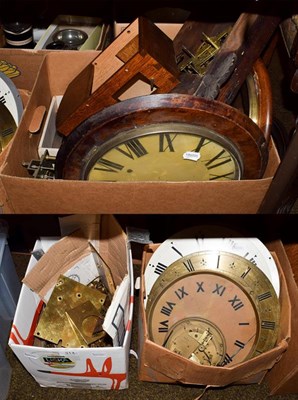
top-left (146, 251), bottom-right (280, 367)
top-left (55, 94), bottom-right (268, 181)
top-left (143, 236), bottom-right (280, 308)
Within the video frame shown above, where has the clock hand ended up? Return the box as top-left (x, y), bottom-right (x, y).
top-left (227, 333), bottom-right (257, 362)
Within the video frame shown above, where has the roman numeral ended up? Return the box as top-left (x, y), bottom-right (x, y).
top-left (197, 281), bottom-right (205, 293)
top-left (0, 95), bottom-right (6, 104)
top-left (183, 258), bottom-right (195, 272)
top-left (158, 320), bottom-right (169, 333)
top-left (222, 353), bottom-right (233, 365)
top-left (212, 283), bottom-right (226, 296)
top-left (94, 158), bottom-right (124, 172)
top-left (175, 286), bottom-right (188, 300)
top-left (241, 267), bottom-right (251, 279)
top-left (193, 137), bottom-right (210, 152)
top-left (234, 340), bottom-right (245, 349)
top-left (116, 139), bottom-right (148, 159)
top-left (159, 133), bottom-right (176, 152)
top-left (154, 262), bottom-right (167, 275)
top-left (261, 320), bottom-right (276, 330)
top-left (171, 245), bottom-right (183, 257)
top-left (258, 292), bottom-right (272, 301)
top-left (243, 252), bottom-right (258, 266)
top-left (205, 150), bottom-right (232, 170)
top-left (228, 295), bottom-right (244, 310)
top-left (160, 301), bottom-right (176, 316)
top-left (1, 127), bottom-right (13, 137)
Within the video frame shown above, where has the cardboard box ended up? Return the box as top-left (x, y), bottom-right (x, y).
top-left (8, 215), bottom-right (135, 390)
top-left (37, 95), bottom-right (63, 157)
top-left (0, 49), bottom-right (45, 97)
top-left (0, 50), bottom-right (280, 214)
top-left (137, 239), bottom-right (291, 387)
top-left (264, 241), bottom-right (298, 395)
top-left (34, 15), bottom-right (108, 51)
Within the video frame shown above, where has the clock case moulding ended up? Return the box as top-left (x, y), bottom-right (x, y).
top-left (0, 50), bottom-right (280, 214)
top-left (138, 239), bottom-right (292, 391)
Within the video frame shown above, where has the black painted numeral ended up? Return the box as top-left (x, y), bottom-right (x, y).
top-left (159, 133), bottom-right (176, 152)
top-left (160, 301), bottom-right (176, 316)
top-left (94, 158), bottom-right (124, 172)
top-left (261, 320), bottom-right (276, 330)
top-left (228, 295), bottom-right (244, 310)
top-left (183, 258), bottom-right (195, 272)
top-left (158, 320), bottom-right (169, 333)
top-left (234, 340), bottom-right (245, 349)
top-left (258, 292), bottom-right (272, 301)
top-left (196, 281), bottom-right (205, 293)
top-left (175, 286), bottom-right (188, 300)
top-left (213, 283), bottom-right (226, 296)
top-left (116, 139), bottom-right (148, 159)
top-left (154, 262), bottom-right (167, 275)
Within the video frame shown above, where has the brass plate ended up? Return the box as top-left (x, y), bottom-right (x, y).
top-left (34, 275), bottom-right (106, 347)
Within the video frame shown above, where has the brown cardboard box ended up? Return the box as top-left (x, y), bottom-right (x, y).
top-left (137, 240), bottom-right (291, 388)
top-left (0, 49), bottom-right (45, 95)
top-left (0, 49), bottom-right (47, 169)
top-left (264, 241), bottom-right (298, 395)
top-left (0, 50), bottom-right (280, 214)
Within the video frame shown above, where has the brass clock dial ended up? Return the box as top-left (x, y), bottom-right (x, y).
top-left (163, 317), bottom-right (226, 366)
top-left (146, 251), bottom-right (280, 367)
top-left (143, 236), bottom-right (280, 308)
top-left (84, 123), bottom-right (242, 182)
top-left (55, 94), bottom-right (268, 181)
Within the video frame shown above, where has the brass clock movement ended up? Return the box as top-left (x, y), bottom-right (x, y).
top-left (55, 93), bottom-right (268, 181)
top-left (145, 248), bottom-right (280, 367)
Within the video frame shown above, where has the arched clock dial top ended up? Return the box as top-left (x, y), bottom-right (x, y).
top-left (144, 237), bottom-right (280, 307)
top-left (196, 237), bottom-right (280, 297)
top-left (146, 251), bottom-right (280, 367)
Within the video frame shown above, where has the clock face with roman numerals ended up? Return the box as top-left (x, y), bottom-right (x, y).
top-left (143, 236), bottom-right (280, 308)
top-left (146, 251), bottom-right (280, 367)
top-left (55, 93), bottom-right (268, 181)
top-left (86, 123), bottom-right (242, 181)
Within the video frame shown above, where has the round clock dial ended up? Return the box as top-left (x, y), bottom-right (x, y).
top-left (146, 251), bottom-right (280, 367)
top-left (55, 94), bottom-right (268, 181)
top-left (143, 236), bottom-right (280, 308)
top-left (86, 123), bottom-right (242, 182)
top-left (0, 70), bottom-right (23, 126)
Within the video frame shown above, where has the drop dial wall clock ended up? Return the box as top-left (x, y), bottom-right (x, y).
top-left (55, 94), bottom-right (268, 181)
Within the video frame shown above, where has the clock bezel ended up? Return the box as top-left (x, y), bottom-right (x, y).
top-left (55, 93), bottom-right (268, 181)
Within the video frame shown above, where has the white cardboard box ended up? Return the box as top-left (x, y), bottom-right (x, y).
top-left (9, 215), bottom-right (134, 390)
